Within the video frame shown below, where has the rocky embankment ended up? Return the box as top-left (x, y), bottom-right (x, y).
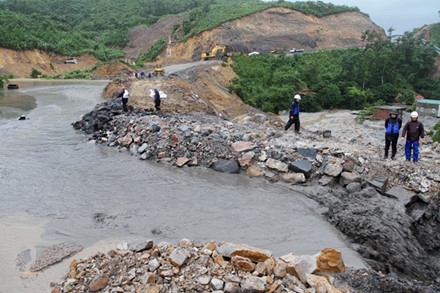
top-left (70, 97), bottom-right (440, 292)
top-left (52, 239), bottom-right (348, 293)
top-left (51, 238), bottom-right (439, 293)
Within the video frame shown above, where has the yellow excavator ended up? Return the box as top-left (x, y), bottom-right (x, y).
top-left (201, 45), bottom-right (228, 60)
top-left (153, 65), bottom-right (165, 76)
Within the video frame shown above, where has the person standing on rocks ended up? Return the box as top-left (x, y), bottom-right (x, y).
top-left (384, 109), bottom-right (402, 160)
top-left (401, 111), bottom-right (424, 163)
top-left (284, 93), bottom-right (301, 132)
top-left (153, 86), bottom-right (161, 112)
top-left (117, 86), bottom-right (130, 112)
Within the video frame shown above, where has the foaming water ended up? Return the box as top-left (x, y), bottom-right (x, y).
top-left (0, 81), bottom-right (366, 292)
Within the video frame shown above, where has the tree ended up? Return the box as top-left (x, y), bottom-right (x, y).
top-left (30, 68), bottom-right (42, 78)
top-left (228, 35), bottom-right (438, 113)
top-left (0, 76), bottom-right (9, 88)
top-left (387, 27), bottom-right (395, 38)
top-left (346, 86), bottom-right (368, 110)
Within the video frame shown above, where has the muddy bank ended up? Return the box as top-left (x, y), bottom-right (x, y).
top-left (71, 97), bottom-right (440, 290)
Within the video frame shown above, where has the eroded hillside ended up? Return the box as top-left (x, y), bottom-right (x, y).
top-left (0, 49), bottom-right (96, 78)
top-left (131, 7), bottom-right (384, 64)
top-left (0, 7), bottom-right (384, 78)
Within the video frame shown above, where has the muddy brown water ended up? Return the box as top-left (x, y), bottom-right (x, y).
top-left (0, 80), bottom-right (366, 292)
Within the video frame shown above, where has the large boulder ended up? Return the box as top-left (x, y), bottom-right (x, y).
top-left (288, 160), bottom-right (312, 178)
top-left (297, 148), bottom-right (317, 159)
top-left (217, 242), bottom-right (272, 263)
top-left (211, 159), bottom-right (240, 174)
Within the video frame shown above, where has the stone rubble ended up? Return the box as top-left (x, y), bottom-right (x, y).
top-left (50, 238), bottom-right (347, 293)
top-left (69, 98), bottom-right (440, 289)
top-left (72, 98), bottom-right (440, 197)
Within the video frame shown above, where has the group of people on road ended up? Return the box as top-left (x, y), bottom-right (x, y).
top-left (379, 109), bottom-right (424, 163)
top-left (134, 70), bottom-right (152, 79)
top-left (284, 92), bottom-right (425, 163)
top-left (119, 85), bottom-right (426, 162)
top-left (116, 85), bottom-right (161, 113)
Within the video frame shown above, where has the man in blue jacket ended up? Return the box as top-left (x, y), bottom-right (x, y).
top-left (284, 93), bottom-right (301, 132)
top-left (384, 109), bottom-right (402, 160)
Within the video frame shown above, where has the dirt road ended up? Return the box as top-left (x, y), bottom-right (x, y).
top-left (162, 60), bottom-right (220, 76)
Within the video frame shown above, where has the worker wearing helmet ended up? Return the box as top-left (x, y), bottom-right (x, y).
top-left (284, 93), bottom-right (301, 132)
top-left (401, 111), bottom-right (424, 163)
top-left (384, 109), bottom-right (402, 160)
top-left (117, 85), bottom-right (130, 112)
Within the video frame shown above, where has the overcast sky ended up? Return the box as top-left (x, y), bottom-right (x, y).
top-left (280, 0), bottom-right (439, 35)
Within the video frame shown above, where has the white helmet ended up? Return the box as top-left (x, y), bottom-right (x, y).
top-left (410, 111), bottom-right (418, 118)
top-left (294, 94), bottom-right (301, 100)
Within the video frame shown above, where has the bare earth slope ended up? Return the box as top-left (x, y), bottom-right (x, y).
top-left (0, 49), bottom-right (99, 78)
top-left (128, 8), bottom-right (383, 63)
top-left (103, 60), bottom-right (283, 126)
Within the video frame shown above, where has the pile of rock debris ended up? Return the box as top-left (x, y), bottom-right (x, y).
top-left (51, 239), bottom-right (348, 293)
top-left (72, 98), bottom-right (440, 196)
top-left (51, 238), bottom-right (440, 293)
top-left (71, 97), bottom-right (440, 291)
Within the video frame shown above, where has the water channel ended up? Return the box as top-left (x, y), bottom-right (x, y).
top-left (0, 80), bottom-right (366, 292)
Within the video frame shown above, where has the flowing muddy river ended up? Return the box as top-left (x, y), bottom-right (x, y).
top-left (0, 80), bottom-right (366, 293)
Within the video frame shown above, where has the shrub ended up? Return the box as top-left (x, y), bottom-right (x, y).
top-left (0, 75), bottom-right (10, 87)
top-left (136, 37), bottom-right (167, 65)
top-left (93, 47), bottom-right (126, 62)
top-left (433, 121), bottom-right (440, 142)
top-left (355, 106), bottom-right (375, 124)
top-left (300, 94), bottom-right (322, 112)
top-left (63, 70), bottom-right (93, 79)
top-left (30, 68), bottom-right (42, 78)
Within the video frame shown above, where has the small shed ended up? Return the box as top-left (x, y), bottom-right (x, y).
top-left (372, 106), bottom-right (405, 120)
top-left (416, 99), bottom-right (440, 118)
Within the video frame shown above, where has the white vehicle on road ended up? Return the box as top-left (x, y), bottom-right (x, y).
top-left (289, 48), bottom-right (304, 53)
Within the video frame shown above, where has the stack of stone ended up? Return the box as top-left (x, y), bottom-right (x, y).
top-left (51, 239), bottom-right (346, 293)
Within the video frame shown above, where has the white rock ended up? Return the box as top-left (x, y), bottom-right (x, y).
top-left (211, 278), bottom-right (225, 290)
top-left (116, 242), bottom-right (128, 250)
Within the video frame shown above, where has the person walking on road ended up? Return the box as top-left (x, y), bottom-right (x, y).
top-left (384, 109), bottom-right (402, 160)
top-left (401, 111), bottom-right (424, 163)
top-left (117, 85), bottom-right (130, 112)
top-left (284, 93), bottom-right (301, 132)
top-left (153, 86), bottom-right (161, 112)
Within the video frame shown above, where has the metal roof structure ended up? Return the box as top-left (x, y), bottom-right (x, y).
top-left (417, 99), bottom-right (440, 105)
top-left (372, 105), bottom-right (406, 110)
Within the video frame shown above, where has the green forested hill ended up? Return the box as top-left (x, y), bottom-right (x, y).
top-left (0, 0), bottom-right (197, 60)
